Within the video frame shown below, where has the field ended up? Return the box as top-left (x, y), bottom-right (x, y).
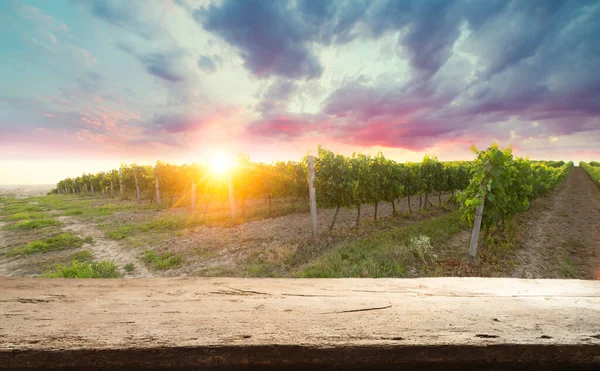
top-left (1, 166), bottom-right (599, 280)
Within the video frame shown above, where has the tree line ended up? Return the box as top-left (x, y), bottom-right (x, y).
top-left (50, 147), bottom-right (473, 225)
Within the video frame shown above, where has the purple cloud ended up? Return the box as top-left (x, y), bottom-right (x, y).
top-left (194, 0), bottom-right (367, 80)
top-left (236, 0), bottom-right (600, 151)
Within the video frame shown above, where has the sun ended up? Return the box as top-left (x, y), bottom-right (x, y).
top-left (210, 151), bottom-right (233, 175)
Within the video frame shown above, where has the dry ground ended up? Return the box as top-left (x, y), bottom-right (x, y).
top-left (1, 167), bottom-right (599, 280)
top-left (0, 192), bottom-right (452, 277)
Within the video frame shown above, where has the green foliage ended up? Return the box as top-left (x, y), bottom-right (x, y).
top-left (52, 147), bottom-right (474, 226)
top-left (6, 218), bottom-right (60, 230)
top-left (124, 263), bottom-right (135, 272)
top-left (70, 250), bottom-right (94, 262)
top-left (43, 260), bottom-right (119, 278)
top-left (142, 250), bottom-right (181, 270)
top-left (106, 225), bottom-right (138, 239)
top-left (459, 144), bottom-right (572, 240)
top-left (296, 212), bottom-right (462, 278)
top-left (581, 162), bottom-right (600, 185)
top-left (105, 216), bottom-right (191, 239)
top-left (6, 212), bottom-right (48, 221)
top-left (314, 147), bottom-right (356, 209)
top-left (1, 203), bottom-right (44, 214)
top-left (8, 233), bottom-right (93, 256)
top-left (65, 209), bottom-right (84, 216)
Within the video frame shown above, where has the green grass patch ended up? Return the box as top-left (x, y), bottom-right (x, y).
top-left (70, 250), bottom-right (94, 262)
top-left (5, 211), bottom-right (49, 221)
top-left (106, 225), bottom-right (138, 239)
top-left (124, 263), bottom-right (135, 273)
top-left (1, 203), bottom-right (44, 215)
top-left (142, 250), bottom-right (181, 270)
top-left (65, 209), bottom-right (84, 216)
top-left (43, 260), bottom-right (119, 278)
top-left (559, 256), bottom-right (578, 278)
top-left (246, 263), bottom-right (278, 277)
top-left (6, 218), bottom-right (61, 230)
top-left (8, 233), bottom-right (93, 256)
top-left (105, 216), bottom-right (191, 240)
top-left (295, 211), bottom-right (463, 278)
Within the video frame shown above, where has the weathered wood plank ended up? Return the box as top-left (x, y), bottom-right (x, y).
top-left (1, 277), bottom-right (599, 369)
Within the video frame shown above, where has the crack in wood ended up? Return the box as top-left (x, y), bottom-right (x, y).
top-left (323, 304), bottom-right (392, 314)
top-left (216, 287), bottom-right (338, 298)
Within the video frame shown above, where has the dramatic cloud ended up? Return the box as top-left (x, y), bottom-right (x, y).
top-left (116, 42), bottom-right (200, 104)
top-left (256, 79), bottom-right (298, 114)
top-left (239, 0), bottom-right (600, 151)
top-left (116, 43), bottom-right (188, 83)
top-left (2, 0), bottom-right (600, 180)
top-left (194, 0), bottom-right (369, 79)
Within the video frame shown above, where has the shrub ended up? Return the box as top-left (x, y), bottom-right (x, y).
top-left (43, 260), bottom-right (119, 278)
top-left (409, 235), bottom-right (437, 264)
top-left (142, 250), bottom-right (181, 270)
top-left (8, 233), bottom-right (93, 256)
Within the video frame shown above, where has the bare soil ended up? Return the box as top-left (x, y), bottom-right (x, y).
top-left (58, 216), bottom-right (152, 277)
top-left (512, 167), bottom-right (600, 279)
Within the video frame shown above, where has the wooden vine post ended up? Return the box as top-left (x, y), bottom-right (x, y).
top-left (308, 155), bottom-right (318, 241)
top-left (191, 180), bottom-right (196, 213)
top-left (227, 173), bottom-right (237, 222)
top-left (155, 166), bottom-right (161, 206)
top-left (468, 164), bottom-right (490, 264)
top-left (134, 168), bottom-right (141, 204)
top-left (119, 167), bottom-right (124, 200)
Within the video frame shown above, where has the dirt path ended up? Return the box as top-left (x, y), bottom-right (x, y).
top-left (512, 167), bottom-right (600, 279)
top-left (0, 221), bottom-right (17, 276)
top-left (58, 216), bottom-right (153, 278)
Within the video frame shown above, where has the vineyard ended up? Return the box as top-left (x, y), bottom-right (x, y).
top-left (50, 148), bottom-right (473, 229)
top-left (1, 145), bottom-right (598, 280)
top-left (581, 161), bottom-right (600, 185)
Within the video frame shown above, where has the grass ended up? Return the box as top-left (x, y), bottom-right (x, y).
top-left (0, 203), bottom-right (44, 215)
top-left (294, 211), bottom-right (464, 278)
top-left (246, 263), bottom-right (278, 277)
top-left (8, 233), bottom-right (93, 256)
top-left (70, 250), bottom-right (94, 262)
top-left (106, 225), bottom-right (138, 239)
top-left (6, 211), bottom-right (49, 221)
top-left (142, 250), bottom-right (182, 270)
top-left (65, 209), bottom-right (84, 216)
top-left (124, 263), bottom-right (135, 273)
top-left (105, 216), bottom-right (191, 240)
top-left (5, 218), bottom-right (61, 230)
top-left (43, 260), bottom-right (119, 278)
top-left (559, 255), bottom-right (578, 278)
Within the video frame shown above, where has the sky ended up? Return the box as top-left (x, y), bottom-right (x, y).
top-left (1, 0), bottom-right (599, 184)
